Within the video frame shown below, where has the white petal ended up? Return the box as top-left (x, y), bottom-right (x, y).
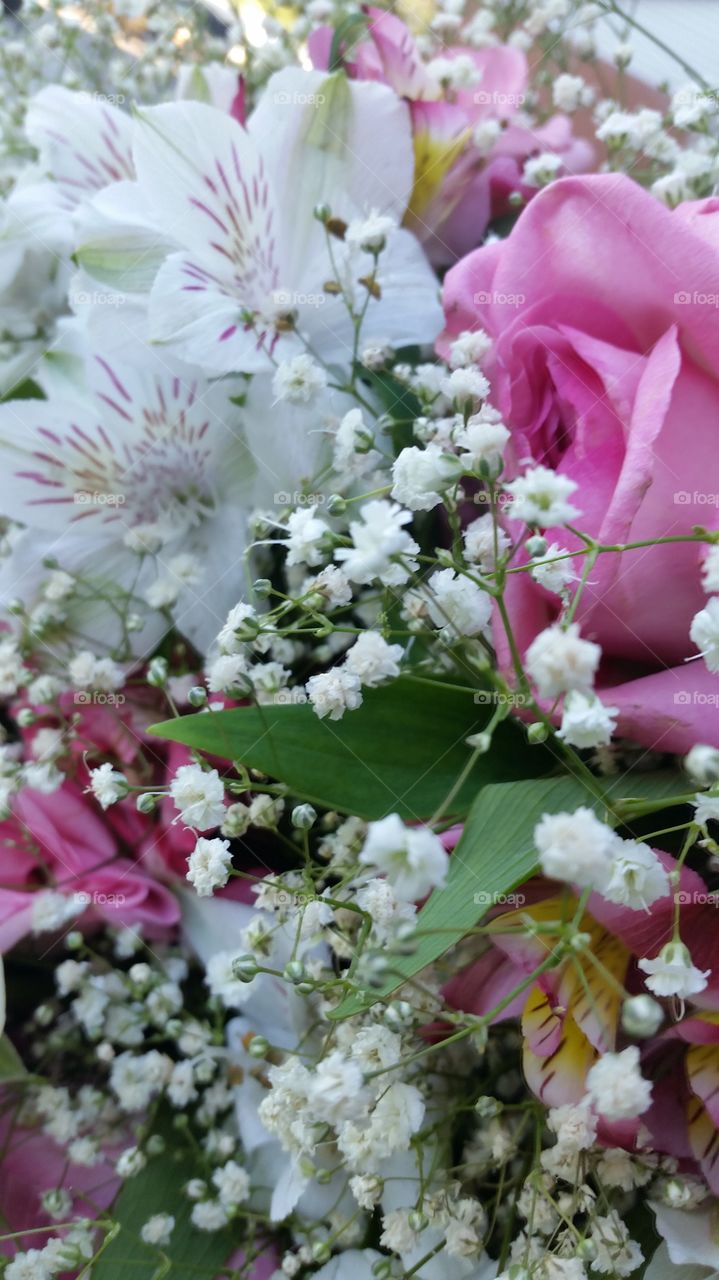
top-left (25, 86), bottom-right (134, 209)
top-left (250, 69), bottom-right (415, 272)
top-left (147, 252), bottom-right (273, 374)
top-left (650, 1202), bottom-right (719, 1270)
top-left (133, 101), bottom-right (284, 315)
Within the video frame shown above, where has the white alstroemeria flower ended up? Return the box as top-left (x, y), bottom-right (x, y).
top-left (0, 348), bottom-right (254, 654)
top-left (27, 87), bottom-right (135, 207)
top-left (76, 68), bottom-right (443, 373)
top-left (0, 337), bottom-right (342, 655)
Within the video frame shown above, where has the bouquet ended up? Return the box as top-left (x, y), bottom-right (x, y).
top-left (1, 1), bottom-right (719, 1278)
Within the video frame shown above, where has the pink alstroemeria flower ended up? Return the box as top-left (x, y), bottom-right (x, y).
top-left (310, 6), bottom-right (592, 265)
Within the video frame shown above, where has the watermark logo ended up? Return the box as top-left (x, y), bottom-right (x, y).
top-left (473, 891), bottom-right (526, 907)
top-left (473, 490), bottom-right (512, 508)
top-left (74, 691), bottom-right (126, 706)
top-left (273, 688), bottom-right (308, 706)
top-left (674, 490), bottom-right (719, 507)
top-left (673, 690), bottom-right (719, 707)
top-left (74, 491), bottom-right (126, 506)
top-left (73, 291), bottom-right (125, 308)
top-left (473, 91), bottom-right (526, 107)
top-left (273, 91), bottom-right (326, 106)
top-left (274, 491), bottom-right (326, 507)
top-left (272, 289), bottom-right (326, 310)
top-left (674, 290), bottom-right (719, 308)
top-left (73, 890), bottom-right (126, 908)
top-left (474, 290), bottom-right (525, 308)
top-left (673, 88), bottom-right (719, 106)
top-left (474, 690), bottom-right (528, 707)
top-left (674, 890), bottom-right (719, 906)
top-left (73, 90), bottom-right (126, 106)
top-left (266, 889), bottom-right (315, 909)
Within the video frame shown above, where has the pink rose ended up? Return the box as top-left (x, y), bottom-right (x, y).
top-left (309, 8), bottom-right (591, 265)
top-left (441, 174), bottom-right (719, 753)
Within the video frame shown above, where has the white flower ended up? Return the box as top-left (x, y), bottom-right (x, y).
top-left (110, 1051), bottom-right (171, 1112)
top-left (547, 1100), bottom-right (597, 1154)
top-left (305, 565), bottom-right (353, 609)
top-left (170, 765), bottom-right (225, 830)
top-left (597, 1148), bottom-right (650, 1192)
top-left (68, 651), bottom-right (124, 692)
top-left (345, 210), bottom-right (397, 252)
top-left (206, 653), bottom-right (249, 694)
top-left (463, 514), bottom-right (510, 569)
top-left (671, 84), bottom-right (717, 129)
top-left (167, 1060), bottom-right (197, 1108)
top-left (308, 1051), bottom-right (367, 1123)
top-left (5, 1249), bottom-right (53, 1280)
top-left (344, 633), bottom-right (403, 687)
top-left (391, 443), bottom-right (460, 512)
top-left (349, 1174), bottom-right (383, 1210)
top-left (505, 466), bottom-right (580, 527)
top-left (205, 951), bottom-right (247, 1008)
top-left (338, 1081), bottom-right (425, 1171)
top-left (22, 762), bottom-right (63, 795)
top-left (690, 597), bottom-right (719, 672)
top-left (272, 354), bottom-right (328, 405)
top-left (473, 116), bottom-right (501, 152)
top-left (306, 668), bottom-right (363, 720)
top-left (597, 840), bottom-right (669, 910)
top-left (359, 813), bottom-right (448, 901)
top-left (448, 329), bottom-right (492, 369)
top-left (589, 1211), bottom-right (643, 1276)
top-left (97, 83), bottom-right (441, 374)
top-left (522, 152), bottom-right (563, 187)
top-left (558, 692), bottom-right (618, 749)
top-left (526, 622), bottom-right (600, 698)
top-left (333, 408), bottom-right (377, 476)
top-left (530, 544), bottom-right (576, 595)
top-left (335, 500), bottom-right (419, 586)
top-left (355, 877), bottom-right (414, 942)
top-left (140, 1214), bottom-right (175, 1247)
top-left (586, 1047), bottom-right (652, 1120)
top-left (685, 744), bottom-right (719, 786)
top-left (693, 791), bottom-right (719, 826)
top-left (186, 837), bottom-right (233, 897)
top-left (455, 416), bottom-right (510, 474)
top-left (553, 73), bottom-right (593, 112)
top-left (638, 940), bottom-right (709, 998)
top-left (31, 890), bottom-right (80, 935)
top-left (441, 367), bottom-right (490, 406)
top-left (212, 1160), bottom-right (251, 1207)
top-left (217, 603), bottom-right (256, 654)
top-left (425, 568), bottom-right (492, 639)
top-left (87, 762), bottom-right (128, 809)
top-left (0, 640), bottom-right (25, 697)
top-left (351, 1025), bottom-right (402, 1074)
top-left (534, 807), bottom-right (617, 890)
top-left (55, 959), bottom-right (89, 996)
top-left (380, 1209), bottom-right (419, 1255)
top-left (284, 505), bottom-right (329, 567)
top-left (191, 1200), bottom-right (230, 1232)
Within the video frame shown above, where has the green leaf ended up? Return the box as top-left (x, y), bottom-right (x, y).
top-left (93, 1110), bottom-right (235, 1280)
top-left (356, 364), bottom-right (423, 451)
top-left (328, 12), bottom-right (369, 70)
top-left (0, 1035), bottom-right (25, 1080)
top-left (331, 769), bottom-right (685, 1019)
top-left (0, 378), bottom-right (44, 403)
top-left (149, 677), bottom-right (553, 821)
